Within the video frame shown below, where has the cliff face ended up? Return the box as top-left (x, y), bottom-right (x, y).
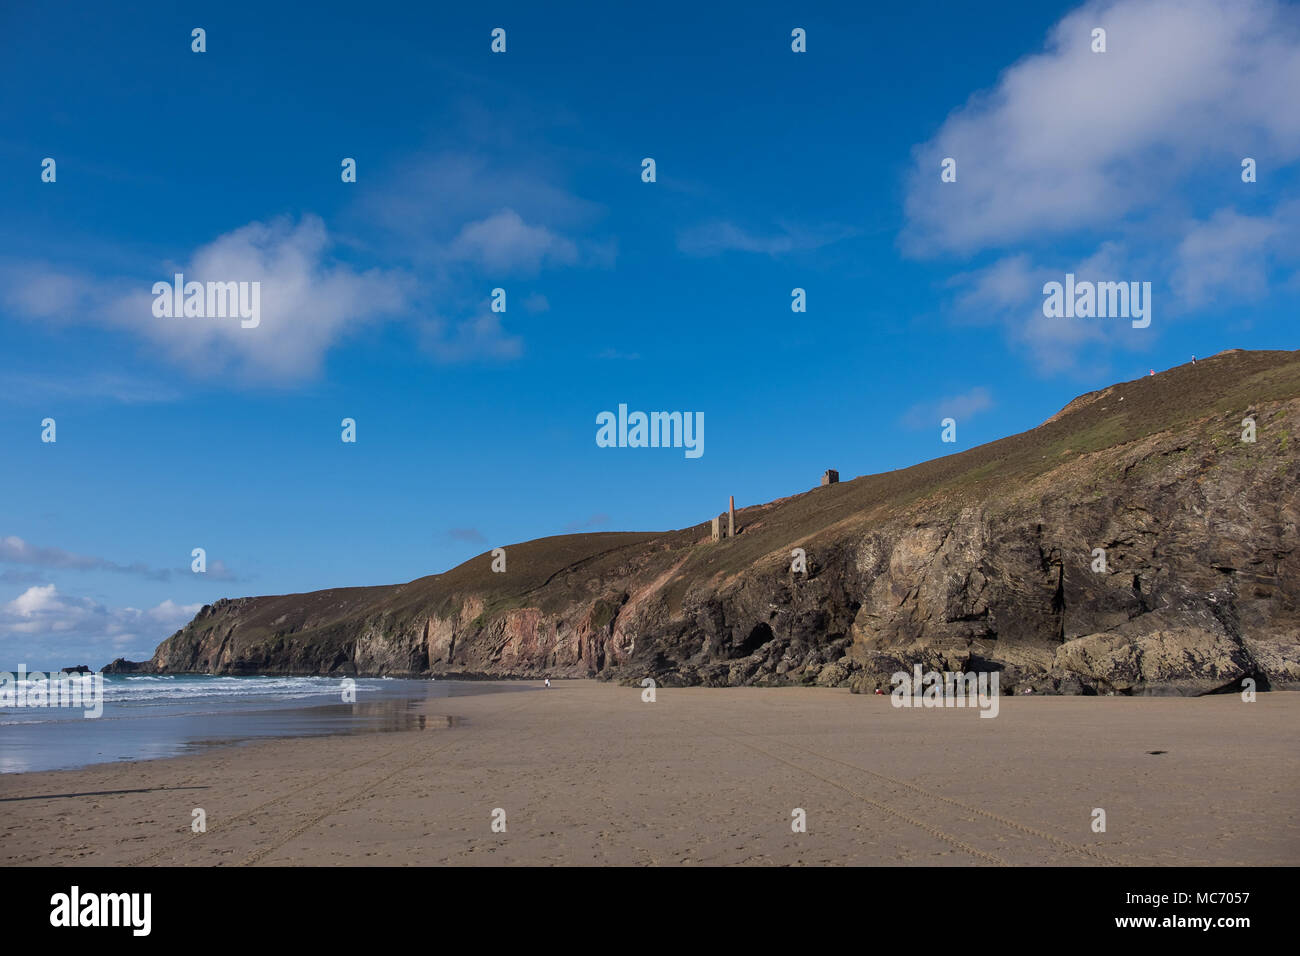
top-left (107, 350), bottom-right (1300, 695)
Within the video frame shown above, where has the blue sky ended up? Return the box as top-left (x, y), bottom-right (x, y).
top-left (2, 0), bottom-right (1297, 668)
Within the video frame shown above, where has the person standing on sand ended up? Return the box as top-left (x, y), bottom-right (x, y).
top-left (545, 678), bottom-right (551, 689)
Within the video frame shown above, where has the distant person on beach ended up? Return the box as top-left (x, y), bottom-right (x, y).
top-left (545, 678), bottom-right (551, 689)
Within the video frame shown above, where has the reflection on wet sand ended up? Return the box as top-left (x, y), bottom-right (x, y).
top-left (340, 698), bottom-right (464, 732)
top-left (0, 678), bottom-right (523, 773)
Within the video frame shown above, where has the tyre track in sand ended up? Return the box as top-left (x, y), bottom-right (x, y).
top-left (235, 691), bottom-right (551, 867)
top-left (131, 692), bottom-right (538, 866)
top-left (710, 716), bottom-right (1122, 865)
top-left (676, 711), bottom-right (1008, 865)
top-left (127, 739), bottom-right (412, 866)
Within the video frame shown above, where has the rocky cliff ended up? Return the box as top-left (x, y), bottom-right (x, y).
top-left (107, 349), bottom-right (1300, 695)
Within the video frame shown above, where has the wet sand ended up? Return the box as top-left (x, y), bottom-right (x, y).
top-left (1, 682), bottom-right (1296, 866)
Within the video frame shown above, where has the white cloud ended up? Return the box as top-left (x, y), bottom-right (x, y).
top-left (1171, 203), bottom-right (1298, 307)
top-left (4, 148), bottom-right (619, 380)
top-left (913, 0), bottom-right (1300, 374)
top-left (4, 216), bottom-right (414, 384)
top-left (903, 0), bottom-right (1300, 256)
top-left (122, 215), bottom-right (411, 382)
top-left (447, 209), bottom-right (578, 274)
top-left (146, 599), bottom-right (203, 625)
top-left (9, 583), bottom-right (59, 619)
top-left (0, 584), bottom-right (200, 649)
top-left (949, 253), bottom-right (1038, 315)
top-left (952, 242), bottom-right (1152, 373)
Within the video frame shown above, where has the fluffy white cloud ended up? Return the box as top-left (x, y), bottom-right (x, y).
top-left (4, 146), bottom-right (618, 380)
top-left (8, 583), bottom-right (59, 619)
top-left (904, 0), bottom-right (1300, 255)
top-left (0, 584), bottom-right (200, 650)
top-left (122, 215), bottom-right (412, 381)
top-left (4, 216), bottom-right (413, 384)
top-left (447, 209), bottom-right (579, 274)
top-left (904, 0), bottom-right (1300, 374)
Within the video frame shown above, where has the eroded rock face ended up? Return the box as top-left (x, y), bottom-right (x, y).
top-left (594, 402), bottom-right (1297, 695)
top-left (107, 355), bottom-right (1300, 696)
top-left (622, 413), bottom-right (1298, 695)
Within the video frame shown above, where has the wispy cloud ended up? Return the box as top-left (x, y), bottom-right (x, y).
top-left (358, 152), bottom-right (604, 246)
top-left (202, 560), bottom-right (244, 583)
top-left (421, 312), bottom-right (523, 364)
top-left (0, 569), bottom-right (46, 585)
top-left (0, 536), bottom-right (247, 583)
top-left (901, 387), bottom-right (994, 430)
top-left (1, 536), bottom-right (171, 581)
top-left (678, 220), bottom-right (857, 257)
top-left (0, 370), bottom-right (182, 405)
top-left (1170, 203), bottom-right (1299, 308)
top-left (354, 151), bottom-right (615, 275)
top-left (447, 527), bottom-right (487, 544)
top-left (522, 293), bottom-right (550, 313)
top-left (950, 243), bottom-right (1149, 373)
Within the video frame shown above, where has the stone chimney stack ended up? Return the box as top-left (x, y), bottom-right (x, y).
top-left (728, 495), bottom-right (735, 538)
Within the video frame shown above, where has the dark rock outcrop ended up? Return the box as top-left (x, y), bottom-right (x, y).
top-left (102, 658), bottom-right (152, 674)
top-left (108, 350), bottom-right (1300, 695)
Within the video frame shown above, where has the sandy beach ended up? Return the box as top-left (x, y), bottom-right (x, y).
top-left (2, 682), bottom-right (1296, 866)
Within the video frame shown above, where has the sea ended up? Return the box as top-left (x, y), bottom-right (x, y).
top-left (0, 673), bottom-right (531, 774)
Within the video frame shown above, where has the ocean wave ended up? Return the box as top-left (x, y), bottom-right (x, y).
top-left (2, 674), bottom-right (424, 708)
